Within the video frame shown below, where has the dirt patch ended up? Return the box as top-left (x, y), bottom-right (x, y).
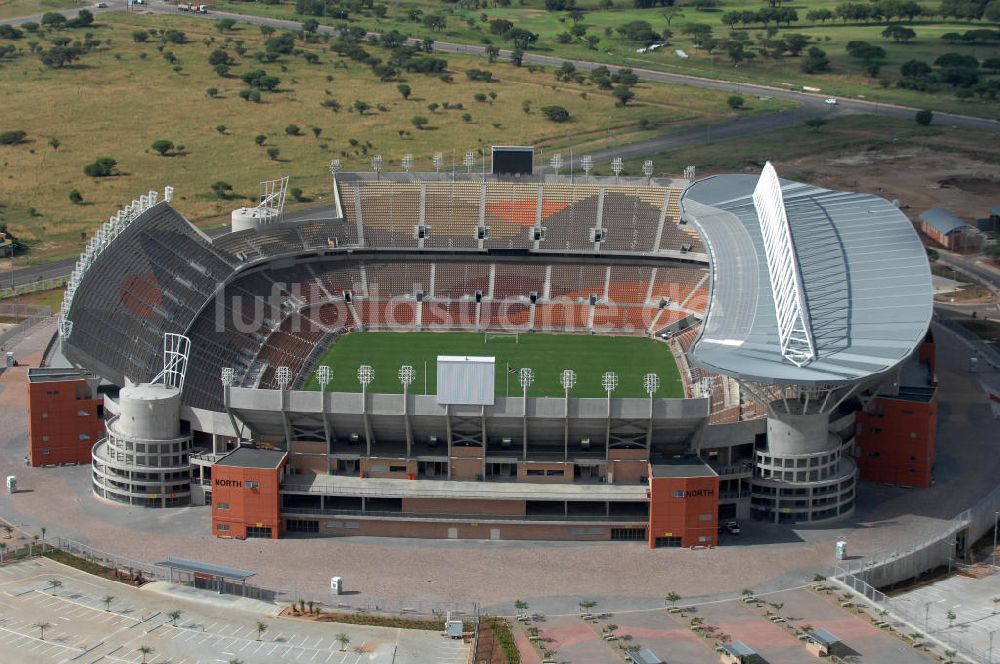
top-left (938, 176), bottom-right (1000, 196)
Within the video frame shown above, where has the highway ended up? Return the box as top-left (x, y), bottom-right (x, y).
top-left (2, 1), bottom-right (997, 286)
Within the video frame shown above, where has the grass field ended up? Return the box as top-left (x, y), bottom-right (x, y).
top-left (0, 0), bottom-right (81, 20)
top-left (300, 331), bottom-right (684, 398)
top-left (213, 0), bottom-right (1000, 119)
top-left (0, 13), bottom-right (788, 264)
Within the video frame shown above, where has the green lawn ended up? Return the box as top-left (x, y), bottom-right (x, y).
top-left (211, 0), bottom-right (1000, 119)
top-left (301, 331), bottom-right (684, 398)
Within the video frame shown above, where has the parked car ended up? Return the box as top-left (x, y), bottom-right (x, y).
top-left (725, 521), bottom-right (741, 535)
top-left (94, 2), bottom-right (107, 6)
top-left (824, 98), bottom-right (838, 105)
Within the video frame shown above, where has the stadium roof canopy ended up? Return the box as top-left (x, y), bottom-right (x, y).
top-left (681, 165), bottom-right (932, 386)
top-left (919, 208), bottom-right (967, 236)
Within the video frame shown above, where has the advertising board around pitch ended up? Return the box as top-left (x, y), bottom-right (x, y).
top-left (437, 356), bottom-right (495, 406)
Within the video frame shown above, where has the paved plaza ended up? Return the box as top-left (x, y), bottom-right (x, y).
top-left (0, 557), bottom-right (468, 664)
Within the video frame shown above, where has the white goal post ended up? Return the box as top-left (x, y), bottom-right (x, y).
top-left (484, 331), bottom-right (519, 344)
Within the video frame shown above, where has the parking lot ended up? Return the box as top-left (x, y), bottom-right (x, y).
top-left (0, 558), bottom-right (469, 664)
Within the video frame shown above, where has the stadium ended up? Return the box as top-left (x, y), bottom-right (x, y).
top-left (34, 148), bottom-right (935, 549)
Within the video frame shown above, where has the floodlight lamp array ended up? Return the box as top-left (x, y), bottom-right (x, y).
top-left (611, 157), bottom-right (623, 177)
top-left (519, 367), bottom-right (534, 389)
top-left (642, 160), bottom-right (654, 178)
top-left (560, 369), bottom-right (577, 390)
top-left (221, 367), bottom-right (235, 387)
top-left (329, 160), bottom-right (343, 175)
top-left (59, 188), bottom-right (167, 338)
top-left (275, 366), bottom-right (292, 390)
top-left (433, 152), bottom-right (444, 172)
top-left (581, 155), bottom-right (593, 176)
top-left (402, 153), bottom-right (414, 173)
top-left (316, 365), bottom-right (332, 389)
top-left (358, 364), bottom-right (374, 386)
top-left (550, 153), bottom-right (562, 175)
top-left (399, 364), bottom-right (415, 386)
top-left (371, 155), bottom-right (383, 173)
top-left (643, 372), bottom-right (660, 395)
top-left (602, 371), bottom-right (619, 393)
top-left (464, 151), bottom-right (475, 173)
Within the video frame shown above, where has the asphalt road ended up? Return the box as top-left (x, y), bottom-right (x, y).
top-left (2, 0), bottom-right (997, 285)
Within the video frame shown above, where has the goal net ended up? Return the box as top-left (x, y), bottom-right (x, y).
top-left (484, 331), bottom-right (519, 344)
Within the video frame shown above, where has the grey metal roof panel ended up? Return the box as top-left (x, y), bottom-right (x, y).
top-left (919, 208), bottom-right (965, 235)
top-left (809, 627), bottom-right (841, 645)
top-left (722, 641), bottom-right (757, 656)
top-left (158, 557), bottom-right (256, 580)
top-left (682, 174), bottom-right (932, 386)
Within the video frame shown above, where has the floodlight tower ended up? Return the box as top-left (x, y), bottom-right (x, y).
top-left (358, 364), bottom-right (374, 456)
top-left (315, 365), bottom-right (334, 448)
top-left (464, 151), bottom-right (475, 174)
top-left (581, 155), bottom-right (593, 177)
top-left (276, 366), bottom-right (292, 390)
top-left (643, 372), bottom-right (660, 453)
top-left (519, 367), bottom-right (534, 459)
top-left (371, 155), bottom-right (383, 180)
top-left (399, 364), bottom-right (416, 457)
top-left (433, 152), bottom-right (444, 173)
top-left (602, 371), bottom-right (619, 459)
top-left (402, 153), bottom-right (414, 173)
top-left (221, 367), bottom-right (234, 387)
top-left (329, 159), bottom-right (342, 176)
top-left (642, 160), bottom-right (654, 182)
top-left (560, 369), bottom-right (576, 460)
top-left (612, 157), bottom-right (623, 183)
top-left (550, 153), bottom-right (562, 175)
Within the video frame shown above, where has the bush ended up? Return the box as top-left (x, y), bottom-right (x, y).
top-left (290, 187), bottom-right (304, 201)
top-left (267, 147), bottom-right (280, 160)
top-left (285, 124), bottom-right (301, 136)
top-left (69, 189), bottom-right (83, 205)
top-left (411, 115), bottom-right (429, 129)
top-left (206, 87), bottom-right (218, 97)
top-left (211, 181), bottom-right (233, 199)
top-left (255, 134), bottom-right (267, 146)
top-left (216, 124), bottom-right (226, 134)
top-left (0, 130), bottom-right (27, 145)
top-left (151, 139), bottom-right (174, 156)
top-left (727, 95), bottom-right (744, 110)
top-left (40, 12), bottom-right (66, 28)
top-left (462, 113), bottom-right (472, 122)
top-left (541, 105), bottom-right (570, 122)
top-left (83, 157), bottom-right (117, 177)
top-left (397, 83), bottom-right (411, 99)
top-left (612, 85), bottom-right (635, 107)
top-left (915, 109), bottom-right (933, 125)
top-left (132, 30), bottom-right (149, 43)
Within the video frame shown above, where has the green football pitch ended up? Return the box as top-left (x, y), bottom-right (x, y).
top-left (301, 332), bottom-right (684, 398)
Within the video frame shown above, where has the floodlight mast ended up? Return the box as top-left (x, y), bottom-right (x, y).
top-left (464, 151), bottom-right (475, 174)
top-left (550, 153), bottom-right (562, 175)
top-left (433, 152), bottom-right (443, 173)
top-left (643, 372), bottom-right (660, 451)
top-left (329, 160), bottom-right (342, 176)
top-left (358, 364), bottom-right (375, 456)
top-left (519, 367), bottom-right (534, 459)
top-left (221, 367), bottom-right (234, 387)
top-left (402, 153), bottom-right (413, 173)
top-left (275, 366), bottom-right (291, 390)
top-left (612, 157), bottom-right (623, 182)
top-left (316, 365), bottom-right (331, 390)
top-left (602, 371), bottom-right (618, 458)
top-left (581, 155), bottom-right (593, 176)
top-left (399, 364), bottom-right (415, 457)
top-left (153, 333), bottom-right (191, 391)
top-left (560, 369), bottom-right (576, 459)
top-left (371, 155), bottom-right (383, 180)
top-left (642, 160), bottom-right (654, 181)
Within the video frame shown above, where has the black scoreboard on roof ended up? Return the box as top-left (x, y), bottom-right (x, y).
top-left (491, 146), bottom-right (534, 176)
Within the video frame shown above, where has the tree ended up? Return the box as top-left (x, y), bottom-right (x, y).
top-left (0, 543), bottom-right (6, 561)
top-left (215, 124), bottom-right (226, 135)
top-left (151, 139), bottom-right (174, 156)
top-left (727, 95), bottom-right (744, 110)
top-left (805, 117), bottom-right (828, 131)
top-left (48, 136), bottom-right (60, 151)
top-left (168, 610), bottom-right (182, 626)
top-left (579, 599), bottom-right (598, 615)
top-left (397, 83), bottom-right (411, 99)
top-left (353, 100), bottom-right (370, 115)
top-left (901, 59), bottom-right (932, 78)
top-left (138, 645), bottom-right (154, 664)
top-left (801, 46), bottom-right (830, 73)
top-left (411, 116), bottom-right (429, 129)
top-left (102, 595), bottom-right (115, 612)
top-left (882, 25), bottom-right (916, 43)
top-left (947, 609), bottom-right (956, 627)
top-left (132, 30), bottom-right (149, 43)
top-left (915, 109), bottom-right (933, 125)
top-left (984, 58), bottom-right (1000, 73)
top-left (336, 633), bottom-right (350, 651)
top-left (926, 248), bottom-right (940, 262)
top-left (254, 134), bottom-right (267, 146)
top-left (69, 189), bottom-right (83, 205)
top-left (206, 87), bottom-right (219, 98)
top-left (83, 157), bottom-right (117, 177)
top-left (285, 124), bottom-right (301, 136)
top-left (462, 113), bottom-right (472, 122)
top-left (211, 181), bottom-right (233, 199)
top-left (290, 187), bottom-right (304, 202)
top-left (612, 85), bottom-right (635, 107)
top-left (311, 126), bottom-right (321, 139)
top-left (0, 130), bottom-right (26, 145)
top-left (514, 599), bottom-right (529, 616)
top-left (541, 105), bottom-right (571, 122)
top-left (40, 12), bottom-right (66, 28)
top-left (665, 592), bottom-right (681, 608)
top-left (34, 622), bottom-right (52, 640)
top-left (256, 620), bottom-right (268, 641)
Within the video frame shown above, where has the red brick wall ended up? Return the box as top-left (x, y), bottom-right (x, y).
top-left (647, 472), bottom-right (719, 548)
top-left (27, 379), bottom-right (104, 466)
top-left (856, 391), bottom-right (937, 488)
top-left (212, 462), bottom-right (285, 539)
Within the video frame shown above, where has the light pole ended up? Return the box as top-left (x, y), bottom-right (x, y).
top-left (581, 155), bottom-right (593, 177)
top-left (602, 371), bottom-right (618, 463)
top-left (433, 152), bottom-right (443, 173)
top-left (611, 157), bottom-right (623, 183)
top-left (464, 151), bottom-right (475, 174)
top-left (561, 369), bottom-right (576, 461)
top-left (401, 153), bottom-right (413, 173)
top-left (643, 372), bottom-right (660, 454)
top-left (358, 364), bottom-right (374, 457)
top-left (316, 364), bottom-right (333, 451)
top-left (399, 364), bottom-right (415, 458)
top-left (550, 153), bottom-right (562, 175)
top-left (993, 511), bottom-right (998, 567)
top-left (519, 368), bottom-right (534, 460)
top-left (275, 366), bottom-right (291, 390)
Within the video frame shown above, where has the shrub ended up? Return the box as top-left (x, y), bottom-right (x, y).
top-left (727, 95), bottom-right (744, 110)
top-left (206, 87), bottom-right (218, 97)
top-left (290, 187), bottom-right (304, 201)
top-left (40, 12), bottom-right (66, 28)
top-left (267, 147), bottom-right (280, 160)
top-left (83, 157), bottom-right (117, 177)
top-left (69, 189), bottom-right (83, 205)
top-left (285, 124), bottom-right (301, 136)
top-left (474, 93), bottom-right (487, 102)
top-left (151, 139), bottom-right (174, 156)
top-left (0, 130), bottom-right (27, 145)
top-left (255, 134), bottom-right (267, 146)
top-left (462, 113), bottom-right (472, 122)
top-left (216, 124), bottom-right (226, 134)
top-left (48, 137), bottom-right (60, 150)
top-left (321, 99), bottom-right (341, 112)
top-left (915, 109), bottom-right (933, 125)
top-left (411, 115), bottom-right (429, 129)
top-left (210, 181), bottom-right (233, 199)
top-left (397, 83), bottom-right (411, 99)
top-left (311, 127), bottom-right (321, 138)
top-left (132, 30), bottom-right (149, 43)
top-left (612, 85), bottom-right (635, 107)
top-left (541, 105), bottom-right (570, 122)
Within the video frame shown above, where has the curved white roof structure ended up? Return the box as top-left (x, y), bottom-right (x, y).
top-left (681, 164), bottom-right (932, 386)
